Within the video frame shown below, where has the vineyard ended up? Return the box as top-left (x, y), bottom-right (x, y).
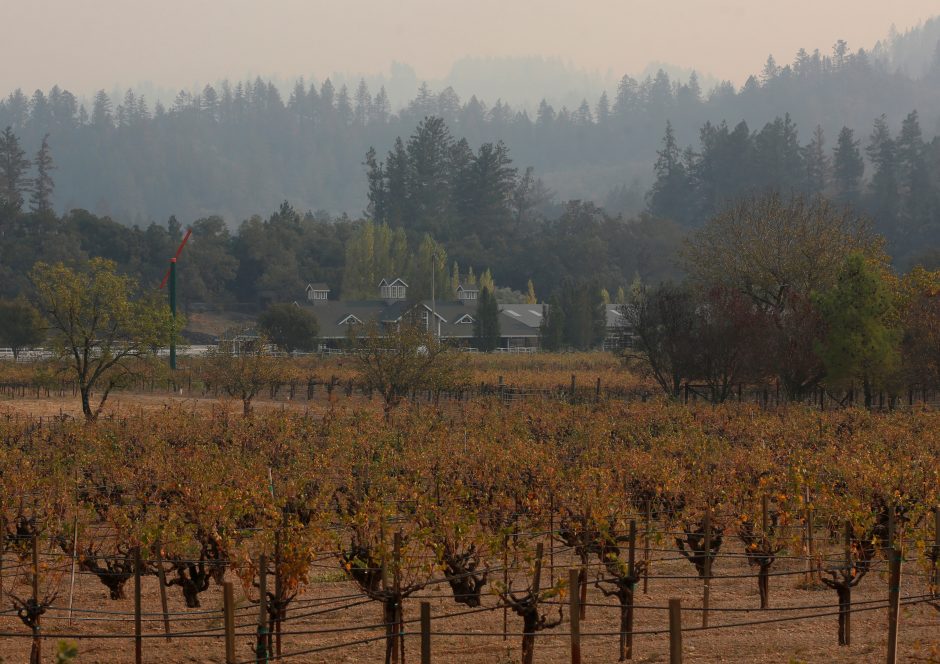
top-left (0, 397), bottom-right (939, 662)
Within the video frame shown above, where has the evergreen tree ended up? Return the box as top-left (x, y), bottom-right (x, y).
top-left (896, 110), bottom-right (932, 238)
top-left (539, 296), bottom-right (565, 351)
top-left (29, 134), bottom-right (54, 215)
top-left (648, 121), bottom-right (691, 223)
top-left (473, 286), bottom-right (501, 352)
top-left (0, 126), bottom-right (30, 209)
top-left (406, 116), bottom-right (454, 238)
top-left (866, 115), bottom-right (900, 234)
top-left (832, 127), bottom-right (864, 206)
top-left (802, 125), bottom-right (829, 196)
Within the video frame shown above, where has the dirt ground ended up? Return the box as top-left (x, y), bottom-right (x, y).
top-left (0, 389), bottom-right (352, 420)
top-left (0, 544), bottom-right (937, 663)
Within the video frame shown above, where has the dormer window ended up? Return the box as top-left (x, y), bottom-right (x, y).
top-left (305, 283), bottom-right (330, 304)
top-left (379, 278), bottom-right (408, 300)
top-left (457, 284), bottom-right (479, 302)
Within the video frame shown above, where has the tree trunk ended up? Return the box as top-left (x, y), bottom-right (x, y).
top-left (837, 585), bottom-right (850, 646)
top-left (758, 563), bottom-right (770, 609)
top-left (619, 588), bottom-right (635, 661)
top-left (521, 612), bottom-right (538, 664)
top-left (80, 386), bottom-right (95, 421)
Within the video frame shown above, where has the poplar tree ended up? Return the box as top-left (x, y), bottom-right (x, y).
top-left (0, 126), bottom-right (30, 209)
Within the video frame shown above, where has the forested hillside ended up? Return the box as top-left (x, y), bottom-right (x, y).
top-left (1, 21), bottom-right (939, 225)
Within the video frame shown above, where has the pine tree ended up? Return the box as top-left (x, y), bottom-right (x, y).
top-left (896, 110), bottom-right (932, 237)
top-left (473, 286), bottom-right (501, 352)
top-left (648, 121), bottom-right (691, 223)
top-left (866, 115), bottom-right (899, 233)
top-left (539, 297), bottom-right (565, 351)
top-left (832, 127), bottom-right (864, 206)
top-left (0, 126), bottom-right (31, 209)
top-left (802, 125), bottom-right (829, 195)
top-left (29, 134), bottom-right (55, 215)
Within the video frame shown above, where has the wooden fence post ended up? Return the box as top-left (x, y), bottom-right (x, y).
top-left (224, 581), bottom-right (236, 664)
top-left (420, 601), bottom-right (431, 664)
top-left (668, 598), bottom-right (682, 664)
top-left (570, 374), bottom-right (577, 404)
top-left (134, 546), bottom-right (143, 664)
top-left (569, 568), bottom-right (581, 664)
top-left (886, 547), bottom-right (902, 664)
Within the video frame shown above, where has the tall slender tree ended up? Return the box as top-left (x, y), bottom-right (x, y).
top-left (0, 126), bottom-right (30, 209)
top-left (29, 134), bottom-right (54, 215)
top-left (832, 127), bottom-right (864, 206)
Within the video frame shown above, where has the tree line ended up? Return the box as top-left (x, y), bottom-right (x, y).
top-left (0, 33), bottom-right (938, 224)
top-left (0, 122), bottom-right (682, 317)
top-left (648, 109), bottom-right (940, 266)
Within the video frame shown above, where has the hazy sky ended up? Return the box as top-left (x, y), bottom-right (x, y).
top-left (4, 0), bottom-right (938, 96)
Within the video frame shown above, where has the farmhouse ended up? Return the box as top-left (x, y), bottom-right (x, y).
top-left (298, 278), bottom-right (544, 350)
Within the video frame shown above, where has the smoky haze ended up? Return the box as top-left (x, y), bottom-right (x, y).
top-left (4, 0), bottom-right (937, 103)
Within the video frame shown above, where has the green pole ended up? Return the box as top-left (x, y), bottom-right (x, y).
top-left (169, 258), bottom-right (177, 370)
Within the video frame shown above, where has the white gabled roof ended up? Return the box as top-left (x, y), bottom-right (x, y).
top-left (378, 277), bottom-right (409, 287)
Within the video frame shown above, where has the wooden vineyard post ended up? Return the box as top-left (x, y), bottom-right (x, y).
top-left (224, 581), bottom-right (236, 664)
top-left (702, 508), bottom-right (712, 628)
top-left (843, 522), bottom-right (852, 646)
top-left (643, 500), bottom-right (652, 594)
top-left (626, 519), bottom-right (637, 660)
top-left (804, 486), bottom-right (815, 585)
top-left (569, 568), bottom-right (581, 664)
top-left (886, 547), bottom-right (902, 664)
top-left (154, 539), bottom-right (172, 641)
top-left (30, 534), bottom-right (40, 664)
top-left (420, 601), bottom-right (431, 664)
top-left (668, 598), bottom-right (683, 664)
top-left (595, 377), bottom-right (601, 403)
top-left (503, 535), bottom-right (509, 641)
top-left (570, 374), bottom-right (577, 404)
top-left (393, 531), bottom-right (403, 664)
top-left (134, 546), bottom-right (143, 664)
top-left (67, 516), bottom-right (78, 626)
top-left (257, 554), bottom-right (268, 664)
top-left (274, 530), bottom-right (282, 658)
top-left (549, 493), bottom-right (555, 587)
top-left (933, 507), bottom-right (940, 594)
